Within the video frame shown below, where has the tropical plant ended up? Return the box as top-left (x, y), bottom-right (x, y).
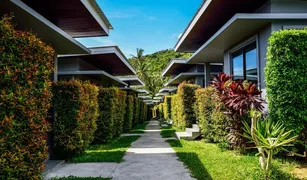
top-left (211, 73), bottom-right (266, 149)
top-left (243, 118), bottom-right (298, 179)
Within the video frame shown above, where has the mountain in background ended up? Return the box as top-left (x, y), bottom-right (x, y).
top-left (129, 49), bottom-right (191, 96)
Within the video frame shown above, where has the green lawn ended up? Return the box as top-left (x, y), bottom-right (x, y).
top-left (51, 177), bottom-right (110, 180)
top-left (127, 121), bottom-right (149, 134)
top-left (168, 140), bottom-right (301, 180)
top-left (71, 136), bottom-right (140, 163)
top-left (160, 125), bottom-right (183, 138)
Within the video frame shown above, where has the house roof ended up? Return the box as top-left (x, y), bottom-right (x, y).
top-left (20, 0), bottom-right (112, 37)
top-left (187, 13), bottom-right (307, 64)
top-left (59, 46), bottom-right (136, 76)
top-left (162, 59), bottom-right (197, 77)
top-left (58, 70), bottom-right (127, 87)
top-left (164, 72), bottom-right (204, 86)
top-left (174, 0), bottom-right (268, 52)
top-left (117, 76), bottom-right (145, 86)
top-left (159, 88), bottom-right (177, 93)
top-left (1, 0), bottom-right (89, 54)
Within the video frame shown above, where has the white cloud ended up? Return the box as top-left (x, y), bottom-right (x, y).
top-left (91, 37), bottom-right (116, 46)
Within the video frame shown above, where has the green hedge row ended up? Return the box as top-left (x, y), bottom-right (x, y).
top-left (52, 80), bottom-right (99, 159)
top-left (265, 28), bottom-right (307, 135)
top-left (124, 95), bottom-right (134, 132)
top-left (176, 82), bottom-right (200, 128)
top-left (0, 16), bottom-right (54, 179)
top-left (194, 87), bottom-right (231, 143)
top-left (163, 96), bottom-right (172, 120)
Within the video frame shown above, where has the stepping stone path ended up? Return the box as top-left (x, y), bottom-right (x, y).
top-left (45, 120), bottom-right (195, 180)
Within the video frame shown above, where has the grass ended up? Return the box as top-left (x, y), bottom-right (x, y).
top-left (71, 136), bottom-right (140, 163)
top-left (51, 177), bottom-right (110, 180)
top-left (127, 121), bottom-right (149, 134)
top-left (160, 125), bottom-right (183, 138)
top-left (167, 139), bottom-right (302, 180)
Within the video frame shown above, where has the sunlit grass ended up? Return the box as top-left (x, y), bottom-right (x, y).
top-left (127, 121), bottom-right (149, 134)
top-left (167, 140), bottom-right (300, 180)
top-left (160, 125), bottom-right (183, 138)
top-left (71, 136), bottom-right (140, 163)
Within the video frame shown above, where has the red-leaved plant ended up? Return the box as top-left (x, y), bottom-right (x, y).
top-left (211, 73), bottom-right (266, 149)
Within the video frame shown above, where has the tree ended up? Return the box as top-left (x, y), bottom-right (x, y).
top-left (129, 49), bottom-right (190, 96)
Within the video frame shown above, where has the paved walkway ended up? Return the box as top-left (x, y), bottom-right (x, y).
top-left (45, 120), bottom-right (195, 180)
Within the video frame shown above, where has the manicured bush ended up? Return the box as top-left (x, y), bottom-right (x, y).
top-left (208, 107), bottom-right (232, 143)
top-left (163, 96), bottom-right (172, 120)
top-left (113, 89), bottom-right (126, 137)
top-left (0, 16), bottom-right (54, 179)
top-left (123, 95), bottom-right (134, 132)
top-left (158, 103), bottom-right (164, 118)
top-left (171, 94), bottom-right (181, 127)
top-left (194, 87), bottom-right (215, 137)
top-left (94, 88), bottom-right (117, 143)
top-left (176, 82), bottom-right (200, 128)
top-left (133, 97), bottom-right (140, 126)
top-left (265, 28), bottom-right (307, 135)
top-left (52, 80), bottom-right (99, 159)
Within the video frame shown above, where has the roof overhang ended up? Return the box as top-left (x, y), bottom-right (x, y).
top-left (1, 0), bottom-right (90, 54)
top-left (159, 88), bottom-right (178, 93)
top-left (174, 0), bottom-right (268, 52)
top-left (20, 0), bottom-right (112, 37)
top-left (162, 59), bottom-right (198, 77)
top-left (58, 46), bottom-right (136, 76)
top-left (155, 93), bottom-right (168, 97)
top-left (117, 76), bottom-right (145, 86)
top-left (153, 97), bottom-right (163, 100)
top-left (58, 70), bottom-right (127, 87)
top-left (164, 72), bottom-right (204, 86)
top-left (138, 96), bottom-right (152, 100)
top-left (136, 90), bottom-right (150, 95)
top-left (187, 13), bottom-right (307, 64)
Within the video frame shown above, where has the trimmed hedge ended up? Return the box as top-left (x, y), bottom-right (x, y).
top-left (114, 89), bottom-right (127, 137)
top-left (52, 80), bottom-right (99, 159)
top-left (163, 96), bottom-right (172, 120)
top-left (94, 88), bottom-right (127, 143)
top-left (124, 95), bottom-right (134, 132)
top-left (265, 28), bottom-right (307, 134)
top-left (208, 107), bottom-right (231, 143)
top-left (133, 97), bottom-right (140, 126)
top-left (194, 87), bottom-right (215, 137)
top-left (176, 82), bottom-right (200, 128)
top-left (171, 94), bottom-right (181, 127)
top-left (0, 16), bottom-right (54, 179)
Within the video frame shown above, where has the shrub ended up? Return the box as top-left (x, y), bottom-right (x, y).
top-left (133, 97), bottom-right (140, 126)
top-left (163, 96), bottom-right (172, 120)
top-left (113, 89), bottom-right (126, 137)
top-left (176, 82), bottom-right (200, 128)
top-left (158, 103), bottom-right (164, 118)
top-left (208, 107), bottom-right (231, 143)
top-left (0, 15), bottom-right (54, 179)
top-left (265, 28), bottom-right (307, 135)
top-left (194, 87), bottom-right (215, 137)
top-left (94, 88), bottom-right (117, 143)
top-left (123, 95), bottom-right (134, 132)
top-left (52, 80), bottom-right (99, 159)
top-left (171, 94), bottom-right (181, 127)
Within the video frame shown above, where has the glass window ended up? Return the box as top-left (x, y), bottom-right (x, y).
top-left (232, 42), bottom-right (258, 84)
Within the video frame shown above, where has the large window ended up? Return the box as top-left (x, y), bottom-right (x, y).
top-left (232, 42), bottom-right (258, 84)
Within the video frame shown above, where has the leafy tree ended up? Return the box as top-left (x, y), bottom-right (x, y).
top-left (129, 49), bottom-right (190, 96)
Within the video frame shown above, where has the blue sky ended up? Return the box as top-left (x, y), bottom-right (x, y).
top-left (76, 0), bottom-right (202, 57)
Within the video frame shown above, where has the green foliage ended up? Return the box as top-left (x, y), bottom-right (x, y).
top-left (133, 97), bottom-right (140, 126)
top-left (52, 80), bottom-right (99, 159)
top-left (265, 28), bottom-right (307, 135)
top-left (171, 94), bottom-right (181, 127)
top-left (163, 96), bottom-right (172, 120)
top-left (194, 87), bottom-right (215, 136)
top-left (168, 140), bottom-right (298, 180)
top-left (71, 136), bottom-right (140, 163)
top-left (123, 95), bottom-right (134, 132)
top-left (176, 82), bottom-right (200, 128)
top-left (129, 49), bottom-right (191, 96)
top-left (208, 108), bottom-right (232, 143)
top-left (0, 15), bottom-right (54, 179)
top-left (94, 88), bottom-right (126, 143)
top-left (243, 119), bottom-right (298, 178)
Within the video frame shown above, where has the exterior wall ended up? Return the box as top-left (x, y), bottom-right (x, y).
top-left (271, 0), bottom-right (307, 13)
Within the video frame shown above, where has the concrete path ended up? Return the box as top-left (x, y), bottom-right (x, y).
top-left (45, 120), bottom-right (195, 180)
